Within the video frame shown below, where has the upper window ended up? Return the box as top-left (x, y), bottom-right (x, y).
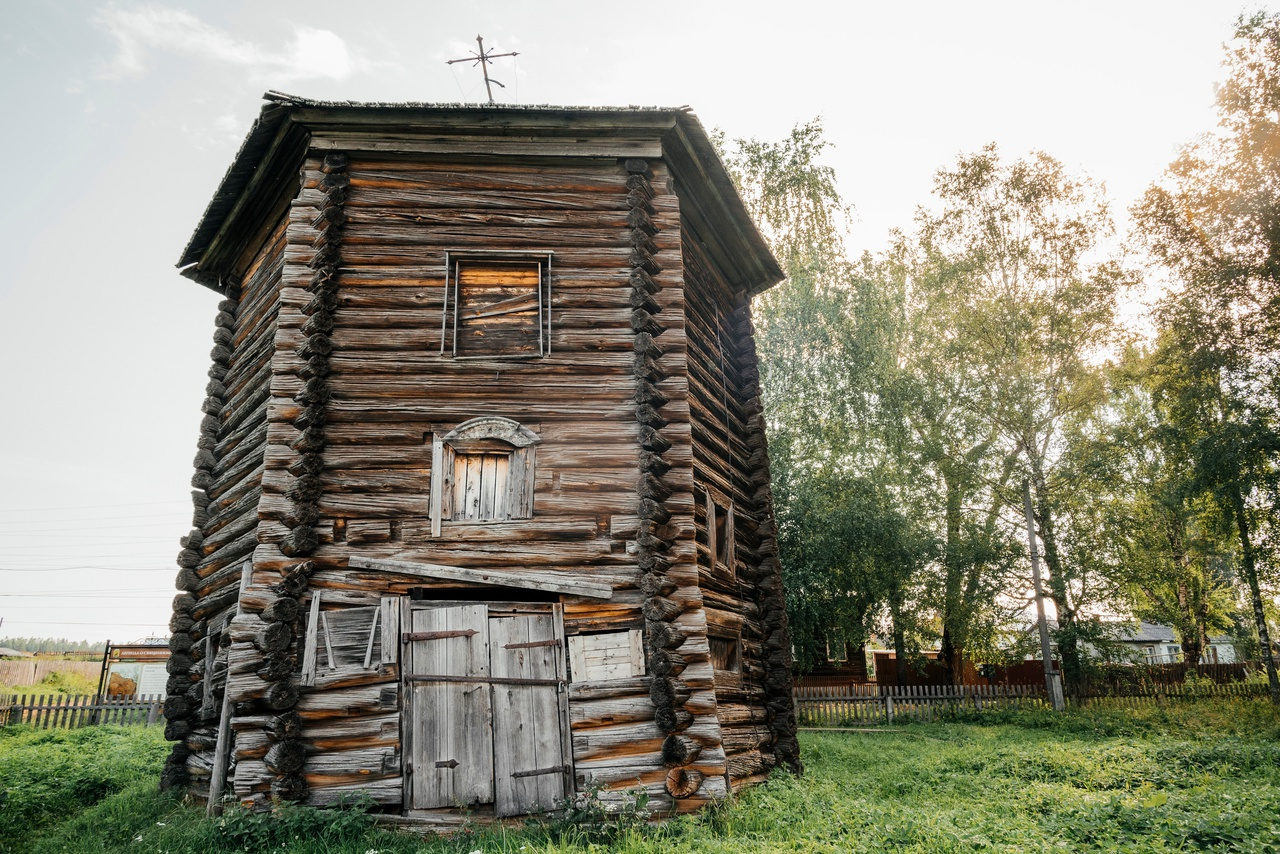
top-left (700, 486), bottom-right (736, 582)
top-left (709, 630), bottom-right (742, 676)
top-left (443, 251), bottom-right (552, 359)
top-left (429, 416), bottom-right (540, 535)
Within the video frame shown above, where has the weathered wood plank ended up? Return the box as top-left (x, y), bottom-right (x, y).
top-left (349, 556), bottom-right (612, 599)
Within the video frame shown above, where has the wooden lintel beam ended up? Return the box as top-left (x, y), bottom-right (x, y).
top-left (348, 555), bottom-right (613, 600)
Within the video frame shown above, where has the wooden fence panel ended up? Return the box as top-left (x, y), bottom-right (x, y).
top-left (0, 694), bottom-right (163, 730)
top-left (793, 680), bottom-right (1267, 728)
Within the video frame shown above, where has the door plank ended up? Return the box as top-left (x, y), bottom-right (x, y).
top-left (406, 604), bottom-right (493, 809)
top-left (490, 612), bottom-right (565, 816)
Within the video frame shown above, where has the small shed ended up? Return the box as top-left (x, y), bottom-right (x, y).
top-left (161, 93), bottom-right (799, 822)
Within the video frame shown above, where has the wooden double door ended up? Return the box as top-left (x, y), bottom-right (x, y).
top-left (401, 602), bottom-right (571, 817)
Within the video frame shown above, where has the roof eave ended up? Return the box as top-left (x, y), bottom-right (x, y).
top-left (178, 93), bottom-right (783, 296)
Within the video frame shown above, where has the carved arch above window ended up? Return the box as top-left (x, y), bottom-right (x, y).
top-left (429, 417), bottom-right (540, 536)
top-left (442, 416), bottom-right (541, 449)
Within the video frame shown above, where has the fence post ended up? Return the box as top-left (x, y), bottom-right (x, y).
top-left (885, 694), bottom-right (895, 723)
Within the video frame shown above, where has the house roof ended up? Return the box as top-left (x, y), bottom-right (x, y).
top-left (1116, 622), bottom-right (1178, 644)
top-left (178, 92), bottom-right (783, 295)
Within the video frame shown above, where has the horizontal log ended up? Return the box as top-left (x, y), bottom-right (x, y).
top-left (348, 555), bottom-right (612, 599)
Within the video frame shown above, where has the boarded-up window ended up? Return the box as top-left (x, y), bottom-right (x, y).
top-left (452, 450), bottom-right (512, 522)
top-left (431, 417), bottom-right (540, 534)
top-left (700, 486), bottom-right (736, 581)
top-left (709, 632), bottom-right (741, 674)
top-left (445, 253), bottom-right (552, 359)
top-left (301, 595), bottom-right (399, 686)
top-left (568, 630), bottom-right (645, 682)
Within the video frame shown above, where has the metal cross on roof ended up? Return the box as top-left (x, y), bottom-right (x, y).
top-left (446, 35), bottom-right (519, 104)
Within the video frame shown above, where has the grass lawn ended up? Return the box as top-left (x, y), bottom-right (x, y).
top-left (2, 700), bottom-right (1278, 853)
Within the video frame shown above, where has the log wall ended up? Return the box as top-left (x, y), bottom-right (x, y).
top-left (214, 151), bottom-right (730, 813)
top-left (176, 132), bottom-right (789, 817)
top-left (162, 214), bottom-right (287, 797)
top-left (679, 227), bottom-right (800, 789)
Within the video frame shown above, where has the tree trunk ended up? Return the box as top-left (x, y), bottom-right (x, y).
top-left (938, 626), bottom-right (964, 687)
top-left (1229, 485), bottom-right (1280, 704)
top-left (1163, 506), bottom-right (1202, 666)
top-left (1178, 580), bottom-right (1203, 667)
top-left (890, 599), bottom-right (909, 687)
top-left (1029, 457), bottom-right (1083, 696)
top-left (939, 470), bottom-right (966, 686)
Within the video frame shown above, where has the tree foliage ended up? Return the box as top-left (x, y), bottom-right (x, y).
top-left (716, 14), bottom-right (1280, 696)
top-left (1134, 12), bottom-right (1280, 702)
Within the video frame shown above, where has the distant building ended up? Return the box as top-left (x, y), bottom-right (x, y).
top-left (1114, 621), bottom-right (1237, 665)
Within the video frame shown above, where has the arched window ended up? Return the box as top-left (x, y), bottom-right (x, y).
top-left (429, 416), bottom-right (540, 535)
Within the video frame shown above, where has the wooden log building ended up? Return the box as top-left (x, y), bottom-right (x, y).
top-left (161, 92), bottom-right (800, 822)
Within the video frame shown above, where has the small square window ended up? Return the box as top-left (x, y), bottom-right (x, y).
top-left (709, 632), bottom-right (742, 674)
top-left (700, 486), bottom-right (736, 581)
top-left (443, 252), bottom-right (552, 358)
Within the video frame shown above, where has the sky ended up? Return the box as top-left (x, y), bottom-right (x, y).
top-left (0, 0), bottom-right (1272, 646)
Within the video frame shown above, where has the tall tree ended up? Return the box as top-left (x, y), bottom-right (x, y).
top-left (722, 122), bottom-right (935, 671)
top-left (880, 248), bottom-right (1025, 684)
top-left (1134, 12), bottom-right (1280, 702)
top-left (726, 124), bottom-right (1028, 681)
top-left (1063, 352), bottom-right (1238, 665)
top-left (907, 145), bottom-right (1128, 694)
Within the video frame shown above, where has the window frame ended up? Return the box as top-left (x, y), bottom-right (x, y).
top-left (709, 627), bottom-right (743, 681)
top-left (429, 417), bottom-right (541, 536)
top-left (699, 484), bottom-right (736, 582)
top-left (441, 250), bottom-right (554, 359)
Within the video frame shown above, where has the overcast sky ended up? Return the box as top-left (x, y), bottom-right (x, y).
top-left (0, 1), bottom-right (1271, 645)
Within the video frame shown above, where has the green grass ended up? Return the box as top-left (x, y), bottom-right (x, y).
top-left (0, 667), bottom-right (101, 697)
top-left (3, 699), bottom-right (1279, 853)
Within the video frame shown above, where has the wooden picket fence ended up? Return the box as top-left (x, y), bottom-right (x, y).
top-left (1065, 679), bottom-right (1269, 709)
top-left (795, 684), bottom-right (1044, 726)
top-left (793, 680), bottom-right (1272, 727)
top-left (1, 693), bottom-right (163, 729)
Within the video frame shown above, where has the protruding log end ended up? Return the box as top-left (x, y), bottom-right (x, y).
top-left (167, 632), bottom-right (194, 654)
top-left (270, 772), bottom-right (309, 802)
top-left (665, 767), bottom-right (703, 798)
top-left (263, 680), bottom-right (300, 712)
top-left (256, 652), bottom-right (295, 682)
top-left (261, 597), bottom-right (301, 623)
top-left (264, 739), bottom-right (307, 775)
top-left (279, 525), bottom-right (319, 557)
top-left (175, 568), bottom-right (200, 592)
top-left (255, 621), bottom-right (293, 653)
top-left (321, 152), bottom-right (349, 173)
top-left (642, 596), bottom-right (683, 623)
top-left (162, 718), bottom-right (191, 741)
top-left (654, 704), bottom-right (693, 734)
top-left (268, 711), bottom-right (304, 741)
top-left (647, 621), bottom-right (686, 651)
top-left (662, 734), bottom-right (700, 767)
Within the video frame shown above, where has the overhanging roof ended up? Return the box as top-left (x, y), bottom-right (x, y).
top-left (178, 92), bottom-right (783, 294)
